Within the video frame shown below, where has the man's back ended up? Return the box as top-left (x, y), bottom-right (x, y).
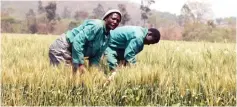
top-left (109, 26), bottom-right (148, 49)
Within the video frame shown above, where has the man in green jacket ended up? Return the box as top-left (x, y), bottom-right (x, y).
top-left (104, 26), bottom-right (160, 80)
top-left (49, 9), bottom-right (122, 74)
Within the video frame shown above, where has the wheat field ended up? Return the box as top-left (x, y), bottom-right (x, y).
top-left (1, 33), bottom-right (236, 106)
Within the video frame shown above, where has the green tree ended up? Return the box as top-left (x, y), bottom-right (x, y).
top-left (38, 0), bottom-right (45, 14)
top-left (74, 10), bottom-right (89, 21)
top-left (45, 2), bottom-right (57, 22)
top-left (92, 3), bottom-right (105, 19)
top-left (118, 4), bottom-right (131, 25)
top-left (180, 1), bottom-right (213, 24)
top-left (140, 0), bottom-right (155, 26)
top-left (1, 8), bottom-right (16, 33)
top-left (45, 2), bottom-right (57, 33)
top-left (62, 6), bottom-right (71, 19)
top-left (26, 9), bottom-right (37, 33)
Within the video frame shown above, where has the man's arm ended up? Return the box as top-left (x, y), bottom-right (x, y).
top-left (71, 21), bottom-right (102, 73)
top-left (124, 38), bottom-right (144, 65)
top-left (88, 50), bottom-right (103, 67)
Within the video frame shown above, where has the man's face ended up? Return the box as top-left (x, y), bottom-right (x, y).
top-left (144, 31), bottom-right (156, 45)
top-left (104, 13), bottom-right (121, 30)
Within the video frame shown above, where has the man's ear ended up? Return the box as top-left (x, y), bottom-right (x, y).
top-left (147, 31), bottom-right (152, 36)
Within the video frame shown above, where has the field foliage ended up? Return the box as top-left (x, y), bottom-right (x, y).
top-left (1, 33), bottom-right (236, 106)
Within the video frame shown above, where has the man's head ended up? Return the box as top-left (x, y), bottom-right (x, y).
top-left (102, 9), bottom-right (122, 31)
top-left (144, 28), bottom-right (161, 45)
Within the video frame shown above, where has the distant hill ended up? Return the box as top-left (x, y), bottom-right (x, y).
top-left (1, 1), bottom-right (178, 25)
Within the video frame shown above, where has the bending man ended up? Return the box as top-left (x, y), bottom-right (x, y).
top-left (104, 26), bottom-right (160, 79)
top-left (49, 9), bottom-right (122, 73)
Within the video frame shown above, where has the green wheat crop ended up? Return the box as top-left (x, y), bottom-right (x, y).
top-left (1, 33), bottom-right (236, 106)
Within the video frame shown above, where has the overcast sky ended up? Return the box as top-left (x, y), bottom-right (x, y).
top-left (129, 0), bottom-right (236, 18)
top-left (5, 0), bottom-right (236, 18)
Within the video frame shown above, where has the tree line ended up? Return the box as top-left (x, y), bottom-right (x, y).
top-left (1, 0), bottom-right (235, 42)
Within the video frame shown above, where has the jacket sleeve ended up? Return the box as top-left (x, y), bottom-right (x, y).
top-left (72, 21), bottom-right (102, 65)
top-left (89, 36), bottom-right (110, 66)
top-left (88, 50), bottom-right (103, 66)
top-left (124, 38), bottom-right (144, 64)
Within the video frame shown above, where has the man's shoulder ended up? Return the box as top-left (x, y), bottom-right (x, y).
top-left (117, 25), bottom-right (139, 29)
top-left (84, 19), bottom-right (104, 26)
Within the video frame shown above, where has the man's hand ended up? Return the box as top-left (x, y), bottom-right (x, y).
top-left (72, 64), bottom-right (87, 75)
top-left (118, 60), bottom-right (126, 67)
top-left (103, 71), bottom-right (117, 86)
top-left (78, 64), bottom-right (87, 75)
top-left (108, 71), bottom-right (117, 82)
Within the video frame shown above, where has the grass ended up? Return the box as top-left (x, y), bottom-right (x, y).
top-left (1, 33), bottom-right (236, 106)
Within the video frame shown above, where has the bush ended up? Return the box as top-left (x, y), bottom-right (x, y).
top-left (68, 20), bottom-right (81, 30)
top-left (182, 23), bottom-right (236, 42)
